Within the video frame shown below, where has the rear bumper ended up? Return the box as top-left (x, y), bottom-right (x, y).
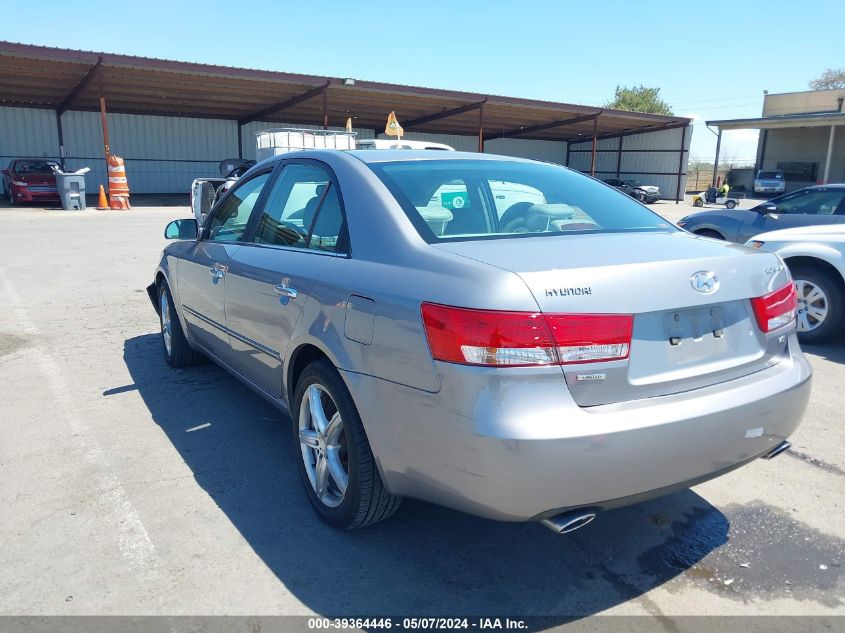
top-left (342, 337), bottom-right (811, 521)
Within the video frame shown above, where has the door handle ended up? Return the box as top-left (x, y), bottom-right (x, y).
top-left (208, 263), bottom-right (227, 280)
top-left (274, 284), bottom-right (298, 299)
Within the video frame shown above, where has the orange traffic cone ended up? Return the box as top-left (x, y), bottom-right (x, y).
top-left (96, 185), bottom-right (109, 210)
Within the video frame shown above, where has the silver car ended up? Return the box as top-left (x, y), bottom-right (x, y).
top-left (747, 224), bottom-right (845, 344)
top-left (147, 150), bottom-right (811, 533)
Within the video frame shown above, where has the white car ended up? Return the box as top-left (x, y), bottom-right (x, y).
top-left (355, 139), bottom-right (455, 151)
top-left (747, 224), bottom-right (845, 343)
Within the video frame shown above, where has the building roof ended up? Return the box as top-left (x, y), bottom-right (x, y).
top-left (708, 110), bottom-right (845, 131)
top-left (0, 41), bottom-right (689, 143)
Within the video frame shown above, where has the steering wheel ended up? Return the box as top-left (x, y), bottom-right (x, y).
top-left (273, 220), bottom-right (309, 244)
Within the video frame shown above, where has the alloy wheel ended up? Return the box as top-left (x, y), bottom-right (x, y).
top-left (298, 384), bottom-right (349, 508)
top-left (795, 279), bottom-right (828, 333)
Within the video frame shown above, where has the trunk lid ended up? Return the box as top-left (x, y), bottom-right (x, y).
top-left (434, 231), bottom-right (793, 406)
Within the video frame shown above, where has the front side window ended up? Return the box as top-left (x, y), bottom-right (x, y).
top-left (369, 159), bottom-right (674, 242)
top-left (252, 163), bottom-right (346, 253)
top-left (206, 172), bottom-right (271, 242)
top-left (776, 189), bottom-right (845, 215)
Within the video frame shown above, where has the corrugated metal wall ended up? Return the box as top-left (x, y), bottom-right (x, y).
top-left (0, 107), bottom-right (60, 162)
top-left (61, 111), bottom-right (238, 193)
top-left (0, 106), bottom-right (238, 194)
top-left (485, 137), bottom-right (567, 163)
top-left (1, 105), bottom-right (684, 196)
top-left (567, 126), bottom-right (692, 200)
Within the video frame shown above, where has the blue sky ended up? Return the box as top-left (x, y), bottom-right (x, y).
top-left (3, 0), bottom-right (842, 163)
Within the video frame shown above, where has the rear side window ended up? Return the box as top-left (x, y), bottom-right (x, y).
top-left (252, 163), bottom-right (346, 253)
top-left (368, 159), bottom-right (674, 242)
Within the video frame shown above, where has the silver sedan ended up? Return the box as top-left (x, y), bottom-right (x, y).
top-left (147, 150), bottom-right (811, 533)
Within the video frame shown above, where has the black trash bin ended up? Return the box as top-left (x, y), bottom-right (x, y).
top-left (53, 167), bottom-right (89, 210)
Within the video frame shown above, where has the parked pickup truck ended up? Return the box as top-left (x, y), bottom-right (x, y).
top-left (189, 159), bottom-right (254, 222)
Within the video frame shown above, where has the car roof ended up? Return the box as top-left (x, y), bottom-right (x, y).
top-left (253, 149), bottom-right (542, 170)
top-left (346, 149), bottom-right (536, 164)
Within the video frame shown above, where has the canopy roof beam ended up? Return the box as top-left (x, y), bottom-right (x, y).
top-left (238, 81), bottom-right (330, 126)
top-left (57, 57), bottom-right (102, 115)
top-left (403, 100), bottom-right (486, 130)
top-left (499, 112), bottom-right (601, 139)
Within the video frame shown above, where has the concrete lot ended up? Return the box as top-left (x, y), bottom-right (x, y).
top-left (0, 201), bottom-right (842, 622)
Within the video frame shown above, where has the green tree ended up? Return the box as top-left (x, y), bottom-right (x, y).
top-left (809, 68), bottom-right (845, 90)
top-left (605, 85), bottom-right (674, 115)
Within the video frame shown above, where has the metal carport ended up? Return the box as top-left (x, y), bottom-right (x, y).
top-left (0, 41), bottom-right (691, 197)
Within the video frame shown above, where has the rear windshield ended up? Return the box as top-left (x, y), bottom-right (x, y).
top-left (758, 171), bottom-right (783, 180)
top-left (368, 159), bottom-right (674, 242)
top-left (14, 160), bottom-right (57, 174)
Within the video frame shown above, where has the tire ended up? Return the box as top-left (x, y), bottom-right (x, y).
top-left (725, 200), bottom-right (737, 209)
top-left (693, 198), bottom-right (703, 208)
top-left (694, 229), bottom-right (725, 240)
top-left (293, 359), bottom-right (401, 529)
top-left (790, 265), bottom-right (845, 345)
top-left (158, 282), bottom-right (204, 367)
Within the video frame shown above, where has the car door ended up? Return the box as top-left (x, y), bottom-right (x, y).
top-left (176, 170), bottom-right (272, 361)
top-left (223, 161), bottom-right (348, 398)
top-left (739, 188), bottom-right (845, 242)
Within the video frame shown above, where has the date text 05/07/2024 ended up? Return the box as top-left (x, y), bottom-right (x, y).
top-left (307, 617), bottom-right (528, 630)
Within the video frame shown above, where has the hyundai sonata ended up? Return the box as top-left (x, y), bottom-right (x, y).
top-left (147, 150), bottom-right (811, 533)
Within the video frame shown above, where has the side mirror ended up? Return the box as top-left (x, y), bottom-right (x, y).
top-left (1, 169), bottom-right (8, 176)
top-left (164, 219), bottom-right (199, 240)
top-left (755, 203), bottom-right (777, 214)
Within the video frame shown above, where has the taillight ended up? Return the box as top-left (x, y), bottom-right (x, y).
top-left (751, 282), bottom-right (797, 333)
top-left (421, 303), bottom-right (557, 366)
top-left (421, 303), bottom-right (633, 367)
top-left (545, 313), bottom-right (633, 364)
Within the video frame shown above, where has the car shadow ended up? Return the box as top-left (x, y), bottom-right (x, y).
top-left (801, 341), bottom-right (845, 365)
top-left (120, 333), bottom-right (730, 619)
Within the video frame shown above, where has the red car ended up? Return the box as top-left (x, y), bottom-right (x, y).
top-left (2, 159), bottom-right (60, 205)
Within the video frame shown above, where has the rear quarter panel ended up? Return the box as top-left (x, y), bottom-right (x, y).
top-left (285, 249), bottom-right (542, 397)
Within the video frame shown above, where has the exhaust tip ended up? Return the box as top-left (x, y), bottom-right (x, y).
top-left (762, 440), bottom-right (791, 460)
top-left (540, 510), bottom-right (597, 534)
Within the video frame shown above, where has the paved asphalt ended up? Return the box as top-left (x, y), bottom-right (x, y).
top-left (0, 201), bottom-right (842, 624)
